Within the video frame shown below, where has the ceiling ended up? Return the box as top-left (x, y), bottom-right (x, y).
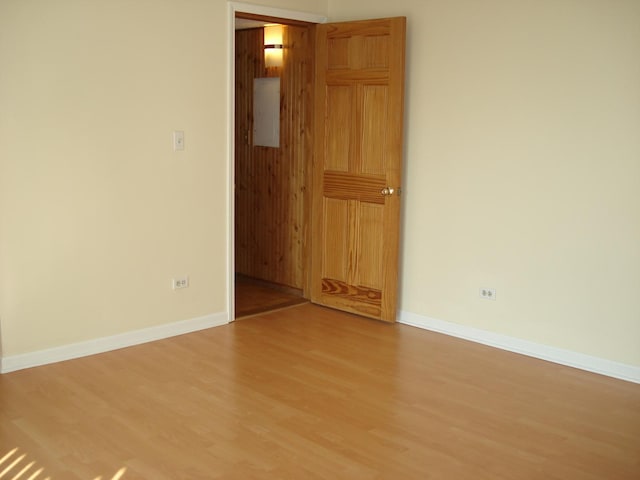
top-left (235, 18), bottom-right (276, 30)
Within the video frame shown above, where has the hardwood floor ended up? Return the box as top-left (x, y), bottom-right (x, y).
top-left (235, 275), bottom-right (308, 319)
top-left (1, 304), bottom-right (639, 479)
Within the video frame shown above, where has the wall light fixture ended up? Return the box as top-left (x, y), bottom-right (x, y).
top-left (264, 24), bottom-right (283, 68)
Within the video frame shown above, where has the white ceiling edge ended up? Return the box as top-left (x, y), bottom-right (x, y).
top-left (235, 18), bottom-right (272, 30)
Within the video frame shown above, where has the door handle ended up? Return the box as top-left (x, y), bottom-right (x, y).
top-left (381, 187), bottom-right (401, 196)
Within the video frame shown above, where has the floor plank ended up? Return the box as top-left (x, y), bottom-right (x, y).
top-left (0, 304), bottom-right (639, 479)
top-left (235, 275), bottom-right (308, 319)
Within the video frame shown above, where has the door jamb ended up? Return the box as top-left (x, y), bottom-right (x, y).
top-left (227, 2), bottom-right (326, 322)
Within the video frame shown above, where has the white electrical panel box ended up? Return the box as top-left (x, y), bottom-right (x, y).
top-left (253, 77), bottom-right (280, 148)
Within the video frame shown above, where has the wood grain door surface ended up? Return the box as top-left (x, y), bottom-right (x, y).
top-left (311, 17), bottom-right (406, 322)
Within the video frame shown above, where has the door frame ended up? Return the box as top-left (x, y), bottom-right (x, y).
top-left (227, 2), bottom-right (327, 321)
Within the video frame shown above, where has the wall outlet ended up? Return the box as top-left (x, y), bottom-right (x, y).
top-left (479, 287), bottom-right (496, 300)
top-left (172, 276), bottom-right (189, 290)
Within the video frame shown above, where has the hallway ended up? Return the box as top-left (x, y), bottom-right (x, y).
top-left (235, 275), bottom-right (308, 319)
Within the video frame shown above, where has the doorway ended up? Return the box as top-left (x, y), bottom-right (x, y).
top-left (232, 6), bottom-right (322, 319)
top-left (229, 6), bottom-right (407, 323)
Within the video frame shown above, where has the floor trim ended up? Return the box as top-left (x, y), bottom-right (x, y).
top-left (0, 312), bottom-right (228, 374)
top-left (399, 310), bottom-right (640, 384)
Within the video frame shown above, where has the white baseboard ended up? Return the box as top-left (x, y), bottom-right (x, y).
top-left (5, 310), bottom-right (637, 384)
top-left (0, 312), bottom-right (229, 374)
top-left (399, 311), bottom-right (640, 384)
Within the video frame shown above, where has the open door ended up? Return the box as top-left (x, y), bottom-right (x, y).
top-left (311, 17), bottom-right (406, 322)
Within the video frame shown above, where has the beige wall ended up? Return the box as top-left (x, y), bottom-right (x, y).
top-left (1, 0), bottom-right (639, 368)
top-left (0, 0), bottom-right (327, 357)
top-left (328, 0), bottom-right (640, 365)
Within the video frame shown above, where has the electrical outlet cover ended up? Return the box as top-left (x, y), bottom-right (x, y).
top-left (479, 287), bottom-right (496, 300)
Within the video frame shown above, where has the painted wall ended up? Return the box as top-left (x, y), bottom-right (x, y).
top-left (328, 0), bottom-right (640, 366)
top-left (0, 0), bottom-right (327, 358)
top-left (1, 0), bottom-right (638, 371)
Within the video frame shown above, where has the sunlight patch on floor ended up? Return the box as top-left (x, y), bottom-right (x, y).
top-left (0, 448), bottom-right (126, 480)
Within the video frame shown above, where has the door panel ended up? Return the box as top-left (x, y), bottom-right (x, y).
top-left (358, 203), bottom-right (385, 289)
top-left (326, 86), bottom-right (352, 172)
top-left (322, 198), bottom-right (349, 281)
top-left (362, 85), bottom-right (389, 175)
top-left (311, 17), bottom-right (406, 322)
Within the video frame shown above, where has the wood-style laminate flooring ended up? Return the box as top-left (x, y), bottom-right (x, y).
top-left (1, 304), bottom-right (639, 479)
top-left (235, 276), bottom-right (308, 319)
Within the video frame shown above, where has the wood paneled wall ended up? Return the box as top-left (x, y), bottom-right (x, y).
top-left (234, 25), bottom-right (313, 291)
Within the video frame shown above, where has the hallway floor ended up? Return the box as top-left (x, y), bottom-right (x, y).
top-left (234, 275), bottom-right (308, 319)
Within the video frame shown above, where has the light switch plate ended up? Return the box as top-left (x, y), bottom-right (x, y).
top-left (173, 130), bottom-right (184, 151)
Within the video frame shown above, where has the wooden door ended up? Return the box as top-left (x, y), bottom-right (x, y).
top-left (311, 17), bottom-right (406, 322)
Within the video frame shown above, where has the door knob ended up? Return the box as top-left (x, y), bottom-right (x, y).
top-left (381, 187), bottom-right (395, 196)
